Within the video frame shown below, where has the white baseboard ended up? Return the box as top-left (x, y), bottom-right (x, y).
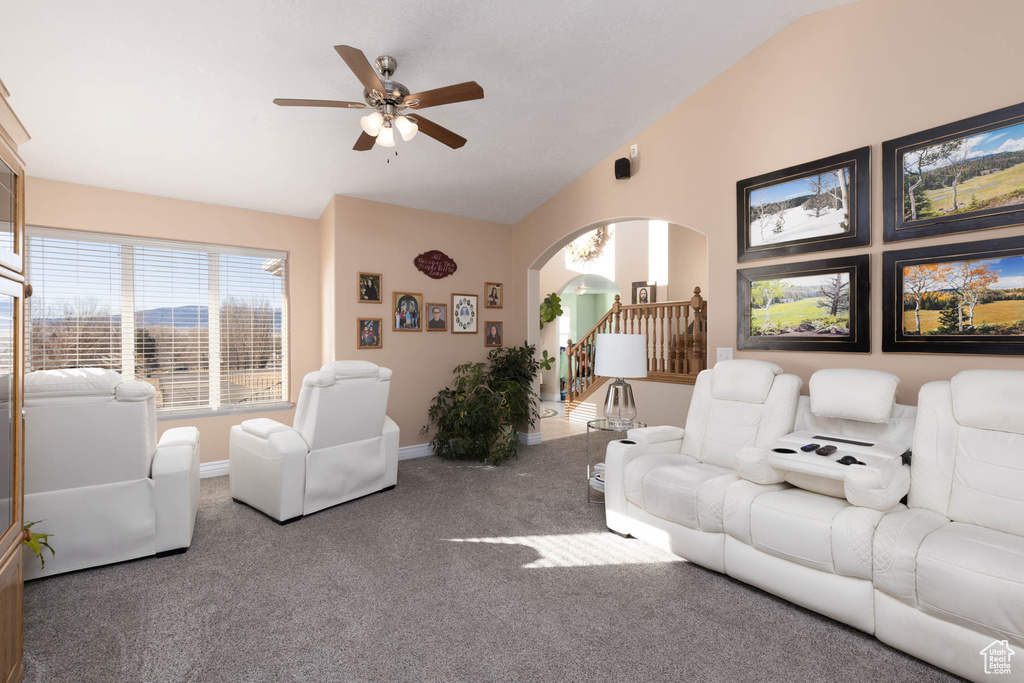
top-left (518, 431), bottom-right (543, 446)
top-left (200, 442), bottom-right (435, 479)
top-left (199, 460), bottom-right (230, 479)
top-left (398, 442), bottom-right (434, 460)
top-left (540, 393), bottom-right (561, 403)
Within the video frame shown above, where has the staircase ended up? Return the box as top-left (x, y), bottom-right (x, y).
top-left (565, 286), bottom-right (708, 417)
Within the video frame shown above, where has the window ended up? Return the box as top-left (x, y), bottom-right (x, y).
top-left (26, 227), bottom-right (289, 416)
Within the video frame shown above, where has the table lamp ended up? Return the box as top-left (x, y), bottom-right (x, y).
top-left (594, 333), bottom-right (648, 430)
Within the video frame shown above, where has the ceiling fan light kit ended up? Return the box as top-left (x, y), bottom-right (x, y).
top-left (275, 45), bottom-right (483, 151)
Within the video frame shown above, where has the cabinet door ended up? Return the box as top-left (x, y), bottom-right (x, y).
top-left (0, 152), bottom-right (23, 275)
top-left (0, 277), bottom-right (21, 683)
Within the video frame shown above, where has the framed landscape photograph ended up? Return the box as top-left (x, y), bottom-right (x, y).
top-left (356, 318), bottom-right (382, 349)
top-left (393, 292), bottom-right (422, 331)
top-left (882, 235), bottom-right (1024, 355)
top-left (631, 281), bottom-right (656, 305)
top-left (485, 321), bottom-right (503, 347)
top-left (485, 282), bottom-right (503, 309)
top-left (737, 255), bottom-right (870, 352)
top-left (426, 302), bottom-right (448, 332)
top-left (883, 101), bottom-right (1024, 242)
top-left (737, 147), bottom-right (870, 262)
top-left (358, 272), bottom-right (382, 303)
top-left (452, 293), bottom-right (478, 334)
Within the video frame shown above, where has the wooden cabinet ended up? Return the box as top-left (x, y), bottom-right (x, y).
top-left (0, 77), bottom-right (29, 683)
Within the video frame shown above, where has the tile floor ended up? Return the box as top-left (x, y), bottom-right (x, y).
top-left (538, 400), bottom-right (589, 441)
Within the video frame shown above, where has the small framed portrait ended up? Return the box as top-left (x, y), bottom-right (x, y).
top-left (485, 282), bottom-right (503, 309)
top-left (358, 272), bottom-right (382, 303)
top-left (393, 292), bottom-right (423, 331)
top-left (452, 293), bottom-right (478, 334)
top-left (485, 321), bottom-right (503, 347)
top-left (356, 318), bottom-right (382, 349)
top-left (632, 281), bottom-right (656, 305)
top-left (426, 303), bottom-right (448, 332)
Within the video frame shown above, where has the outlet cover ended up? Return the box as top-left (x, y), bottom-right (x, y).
top-left (716, 347), bottom-right (733, 362)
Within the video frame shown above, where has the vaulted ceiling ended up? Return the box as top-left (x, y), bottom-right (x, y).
top-left (1, 0), bottom-right (855, 224)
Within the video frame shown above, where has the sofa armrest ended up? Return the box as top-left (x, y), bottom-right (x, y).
top-left (872, 507), bottom-right (948, 607)
top-left (626, 425), bottom-right (685, 445)
top-left (736, 446), bottom-right (786, 485)
top-left (604, 436), bottom-right (688, 533)
top-left (229, 422), bottom-right (310, 522)
top-left (844, 460), bottom-right (911, 511)
top-left (153, 427), bottom-right (200, 553)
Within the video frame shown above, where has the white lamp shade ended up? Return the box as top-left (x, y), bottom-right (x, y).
top-left (395, 115), bottom-right (418, 141)
top-left (360, 111), bottom-right (384, 136)
top-left (594, 333), bottom-right (648, 379)
top-left (376, 123), bottom-right (396, 147)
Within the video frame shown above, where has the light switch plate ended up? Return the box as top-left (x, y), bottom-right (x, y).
top-left (716, 347), bottom-right (733, 362)
top-left (630, 143), bottom-right (638, 159)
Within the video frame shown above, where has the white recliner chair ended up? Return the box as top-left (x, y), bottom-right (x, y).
top-left (873, 370), bottom-right (1024, 682)
top-left (24, 368), bottom-right (200, 579)
top-left (604, 360), bottom-right (802, 572)
top-left (229, 361), bottom-right (399, 523)
top-left (726, 369), bottom-right (916, 633)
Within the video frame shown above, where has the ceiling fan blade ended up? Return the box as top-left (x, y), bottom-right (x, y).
top-left (353, 131), bottom-right (376, 151)
top-left (409, 115), bottom-right (467, 149)
top-left (334, 45), bottom-right (385, 96)
top-left (404, 81), bottom-right (484, 109)
top-left (273, 98), bottom-right (367, 109)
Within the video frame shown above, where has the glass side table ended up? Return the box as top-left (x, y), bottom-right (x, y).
top-left (587, 418), bottom-right (646, 504)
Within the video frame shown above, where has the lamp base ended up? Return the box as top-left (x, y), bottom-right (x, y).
top-left (603, 378), bottom-right (637, 431)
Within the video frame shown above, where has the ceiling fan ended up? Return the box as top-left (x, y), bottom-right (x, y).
top-left (274, 45), bottom-right (484, 151)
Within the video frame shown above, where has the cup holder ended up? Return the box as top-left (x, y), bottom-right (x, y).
top-left (620, 440), bottom-right (636, 445)
top-left (772, 448), bottom-right (797, 454)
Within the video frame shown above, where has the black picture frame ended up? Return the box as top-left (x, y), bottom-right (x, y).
top-left (737, 147), bottom-right (870, 262)
top-left (737, 254), bottom-right (870, 353)
top-left (882, 235), bottom-right (1024, 355)
top-left (882, 101), bottom-right (1024, 242)
top-left (631, 281), bottom-right (656, 305)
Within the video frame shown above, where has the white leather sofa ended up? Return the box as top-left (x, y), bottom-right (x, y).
top-left (229, 361), bottom-right (399, 523)
top-left (727, 369), bottom-right (915, 633)
top-left (604, 360), bottom-right (802, 571)
top-left (872, 370), bottom-right (1024, 682)
top-left (24, 368), bottom-right (200, 579)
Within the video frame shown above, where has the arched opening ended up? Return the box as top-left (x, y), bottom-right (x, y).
top-left (529, 218), bottom-right (709, 438)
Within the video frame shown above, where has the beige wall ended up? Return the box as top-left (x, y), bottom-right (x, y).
top-left (321, 195), bottom-right (514, 446)
top-left (668, 227), bottom-right (708, 303)
top-left (25, 178), bottom-right (322, 463)
top-left (513, 0), bottom-right (1024, 408)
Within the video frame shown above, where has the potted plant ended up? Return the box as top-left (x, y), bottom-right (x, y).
top-left (22, 521), bottom-right (55, 568)
top-left (423, 344), bottom-right (549, 465)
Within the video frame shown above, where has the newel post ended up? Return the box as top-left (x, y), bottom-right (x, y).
top-left (613, 294), bottom-right (622, 333)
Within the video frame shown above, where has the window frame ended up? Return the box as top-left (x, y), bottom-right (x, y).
top-left (26, 226), bottom-right (292, 419)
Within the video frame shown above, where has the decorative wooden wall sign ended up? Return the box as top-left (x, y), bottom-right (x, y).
top-left (414, 250), bottom-right (458, 279)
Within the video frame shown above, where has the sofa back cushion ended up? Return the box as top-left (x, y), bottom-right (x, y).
top-left (681, 360), bottom-right (801, 470)
top-left (293, 361), bottom-right (391, 451)
top-left (809, 368), bottom-right (900, 424)
top-left (912, 371), bottom-right (1024, 537)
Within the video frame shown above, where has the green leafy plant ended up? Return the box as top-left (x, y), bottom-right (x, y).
top-left (539, 293), bottom-right (563, 329)
top-left (422, 344), bottom-right (543, 465)
top-left (22, 521), bottom-right (55, 568)
top-left (538, 349), bottom-right (555, 371)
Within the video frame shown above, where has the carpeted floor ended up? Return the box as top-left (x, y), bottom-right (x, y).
top-left (23, 433), bottom-right (960, 683)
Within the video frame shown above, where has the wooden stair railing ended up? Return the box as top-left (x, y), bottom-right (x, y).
top-left (565, 287), bottom-right (708, 417)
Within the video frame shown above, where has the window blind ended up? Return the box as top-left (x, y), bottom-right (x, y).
top-left (26, 227), bottom-right (289, 415)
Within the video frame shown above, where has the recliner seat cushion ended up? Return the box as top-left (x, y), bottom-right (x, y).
top-left (637, 462), bottom-right (735, 531)
top-left (916, 522), bottom-right (1024, 643)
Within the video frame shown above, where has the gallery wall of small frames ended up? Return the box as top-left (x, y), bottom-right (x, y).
top-left (356, 271), bottom-right (504, 349)
top-left (736, 100), bottom-right (1024, 356)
